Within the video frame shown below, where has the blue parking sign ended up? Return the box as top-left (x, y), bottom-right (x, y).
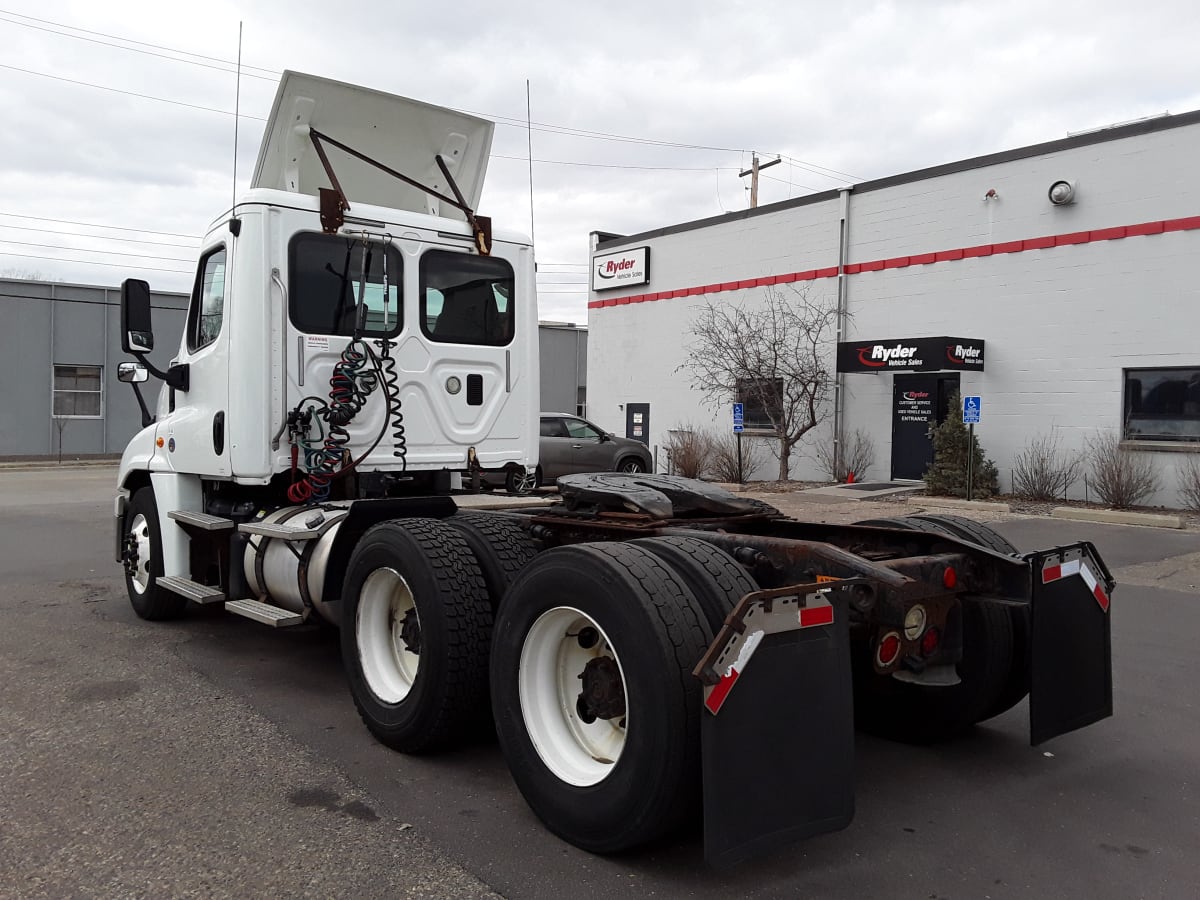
top-left (963, 396), bottom-right (981, 424)
top-left (733, 403), bottom-right (744, 431)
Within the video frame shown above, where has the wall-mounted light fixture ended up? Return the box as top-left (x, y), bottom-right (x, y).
top-left (1048, 180), bottom-right (1076, 205)
top-left (983, 188), bottom-right (999, 201)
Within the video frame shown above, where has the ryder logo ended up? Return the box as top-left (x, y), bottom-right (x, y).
top-left (595, 257), bottom-right (637, 280)
top-left (857, 343), bottom-right (918, 367)
top-left (902, 391), bottom-right (930, 401)
top-left (946, 343), bottom-right (983, 365)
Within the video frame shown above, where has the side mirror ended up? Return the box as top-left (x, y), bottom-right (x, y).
top-left (599, 432), bottom-right (612, 443)
top-left (117, 362), bottom-right (148, 384)
top-left (121, 278), bottom-right (154, 353)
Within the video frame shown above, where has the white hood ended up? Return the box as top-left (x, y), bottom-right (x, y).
top-left (251, 71), bottom-right (494, 217)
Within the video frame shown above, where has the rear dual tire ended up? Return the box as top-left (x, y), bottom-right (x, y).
top-left (490, 542), bottom-right (715, 853)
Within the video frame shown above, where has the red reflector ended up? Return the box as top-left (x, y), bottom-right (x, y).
top-left (877, 631), bottom-right (901, 667)
top-left (921, 627), bottom-right (940, 657)
top-left (943, 567), bottom-right (957, 590)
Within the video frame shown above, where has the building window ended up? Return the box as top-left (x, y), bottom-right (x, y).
top-left (289, 234), bottom-right (403, 337)
top-left (1124, 367), bottom-right (1200, 442)
top-left (187, 246), bottom-right (228, 352)
top-left (53, 365), bottom-right (102, 418)
top-left (736, 377), bottom-right (783, 430)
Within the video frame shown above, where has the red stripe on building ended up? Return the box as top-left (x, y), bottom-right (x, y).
top-left (587, 215), bottom-right (1200, 309)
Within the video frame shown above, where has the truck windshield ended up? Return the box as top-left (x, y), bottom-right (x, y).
top-left (289, 233), bottom-right (403, 337)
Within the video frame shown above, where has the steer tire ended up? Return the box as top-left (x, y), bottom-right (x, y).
top-left (447, 511), bottom-right (541, 610)
top-left (341, 518), bottom-right (492, 754)
top-left (490, 542), bottom-right (711, 853)
top-left (123, 487), bottom-right (188, 621)
top-left (631, 536), bottom-right (758, 634)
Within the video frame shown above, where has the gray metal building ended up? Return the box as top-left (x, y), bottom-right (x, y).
top-left (0, 277), bottom-right (585, 459)
top-left (0, 278), bottom-right (187, 458)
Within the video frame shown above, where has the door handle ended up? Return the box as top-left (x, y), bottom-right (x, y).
top-left (571, 444), bottom-right (582, 449)
top-left (213, 411), bottom-right (226, 455)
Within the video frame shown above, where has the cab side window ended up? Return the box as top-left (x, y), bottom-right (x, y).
top-left (187, 247), bottom-right (227, 353)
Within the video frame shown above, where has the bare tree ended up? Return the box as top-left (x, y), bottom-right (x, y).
top-left (679, 286), bottom-right (838, 481)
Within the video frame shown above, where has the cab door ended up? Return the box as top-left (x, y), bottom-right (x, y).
top-left (163, 244), bottom-right (232, 477)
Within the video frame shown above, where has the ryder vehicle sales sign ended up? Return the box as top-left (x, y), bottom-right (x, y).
top-left (592, 247), bottom-right (650, 291)
top-left (835, 336), bottom-right (986, 373)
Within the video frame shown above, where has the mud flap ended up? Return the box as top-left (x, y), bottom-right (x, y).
top-left (1027, 543), bottom-right (1114, 745)
top-left (694, 582), bottom-right (857, 868)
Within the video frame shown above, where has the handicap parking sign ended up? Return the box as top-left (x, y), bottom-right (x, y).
top-left (963, 396), bottom-right (981, 424)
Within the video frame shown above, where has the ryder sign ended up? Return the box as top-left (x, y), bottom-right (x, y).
top-left (836, 336), bottom-right (986, 373)
top-left (592, 246), bottom-right (650, 291)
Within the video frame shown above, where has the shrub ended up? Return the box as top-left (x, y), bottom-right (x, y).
top-left (1086, 430), bottom-right (1158, 508)
top-left (923, 390), bottom-right (1000, 498)
top-left (664, 425), bottom-right (713, 479)
top-left (815, 427), bottom-right (876, 482)
top-left (1178, 455), bottom-right (1200, 511)
top-left (1012, 432), bottom-right (1085, 500)
top-left (709, 431), bottom-right (767, 483)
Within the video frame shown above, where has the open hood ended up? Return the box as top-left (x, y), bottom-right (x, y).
top-left (251, 71), bottom-right (494, 218)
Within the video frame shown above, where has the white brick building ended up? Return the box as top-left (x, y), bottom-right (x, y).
top-left (586, 112), bottom-right (1200, 506)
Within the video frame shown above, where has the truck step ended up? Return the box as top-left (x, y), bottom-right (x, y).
top-left (238, 521), bottom-right (322, 541)
top-left (224, 598), bottom-right (304, 627)
top-left (158, 576), bottom-right (226, 604)
top-left (168, 510), bottom-right (235, 531)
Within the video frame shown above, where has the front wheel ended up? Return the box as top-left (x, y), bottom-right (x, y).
top-left (505, 466), bottom-right (541, 495)
top-left (121, 487), bottom-right (187, 621)
top-left (617, 457), bottom-right (646, 474)
top-left (490, 542), bottom-right (710, 853)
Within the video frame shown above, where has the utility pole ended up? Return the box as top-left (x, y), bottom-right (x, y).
top-left (739, 154), bottom-right (782, 208)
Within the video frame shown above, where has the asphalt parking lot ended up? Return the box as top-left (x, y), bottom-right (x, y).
top-left (1, 466), bottom-right (1198, 898)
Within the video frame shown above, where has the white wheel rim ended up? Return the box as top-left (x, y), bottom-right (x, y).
top-left (621, 460), bottom-right (642, 473)
top-left (519, 606), bottom-right (628, 787)
top-left (356, 567), bottom-right (421, 704)
top-left (128, 513), bottom-right (153, 595)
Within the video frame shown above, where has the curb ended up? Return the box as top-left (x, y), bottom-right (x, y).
top-left (0, 461), bottom-right (119, 472)
top-left (1050, 506), bottom-right (1185, 529)
top-left (905, 496), bottom-right (1011, 513)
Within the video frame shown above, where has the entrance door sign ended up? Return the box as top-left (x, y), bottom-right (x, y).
top-left (836, 336), bottom-right (985, 373)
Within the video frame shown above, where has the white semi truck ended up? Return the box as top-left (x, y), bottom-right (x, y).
top-left (114, 72), bottom-right (1115, 866)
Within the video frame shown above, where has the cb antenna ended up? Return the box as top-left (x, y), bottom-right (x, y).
top-left (230, 21), bottom-right (243, 232)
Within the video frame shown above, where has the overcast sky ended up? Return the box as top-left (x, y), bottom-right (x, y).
top-left (1, 0), bottom-right (1197, 323)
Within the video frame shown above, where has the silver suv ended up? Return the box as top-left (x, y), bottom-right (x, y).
top-left (502, 413), bottom-right (653, 494)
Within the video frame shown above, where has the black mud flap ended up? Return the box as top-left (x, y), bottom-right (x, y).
top-left (694, 581), bottom-right (857, 869)
top-left (1027, 543), bottom-right (1114, 746)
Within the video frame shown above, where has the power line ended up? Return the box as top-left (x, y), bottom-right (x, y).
top-left (0, 211), bottom-right (200, 240)
top-left (0, 222), bottom-right (195, 248)
top-left (0, 251), bottom-right (190, 273)
top-left (0, 11), bottom-right (857, 179)
top-left (0, 237), bottom-right (193, 262)
top-left (0, 63), bottom-right (266, 120)
top-left (0, 12), bottom-right (277, 81)
top-left (493, 153), bottom-right (740, 173)
top-left (0, 8), bottom-right (278, 75)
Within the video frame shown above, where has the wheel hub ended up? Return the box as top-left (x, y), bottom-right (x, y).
top-left (396, 607), bottom-right (422, 656)
top-left (578, 656), bottom-right (626, 721)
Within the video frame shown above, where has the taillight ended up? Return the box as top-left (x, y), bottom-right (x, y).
top-left (943, 566), bottom-right (957, 590)
top-left (875, 631), bottom-right (902, 668)
top-left (921, 627), bottom-right (940, 657)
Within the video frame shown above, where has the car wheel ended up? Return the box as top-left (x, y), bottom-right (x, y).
top-left (505, 467), bottom-right (541, 495)
top-left (617, 458), bottom-right (646, 474)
